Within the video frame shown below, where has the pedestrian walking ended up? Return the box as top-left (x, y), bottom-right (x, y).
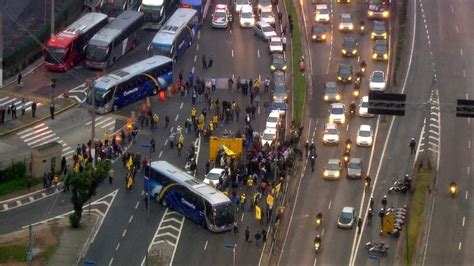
top-left (233, 222), bottom-right (239, 235)
top-left (144, 193), bottom-right (149, 210)
top-left (357, 216), bottom-right (362, 234)
top-left (150, 137), bottom-right (156, 153)
top-left (50, 102), bottom-right (55, 119)
top-left (0, 107), bottom-right (5, 123)
top-left (282, 35), bottom-right (287, 51)
top-left (108, 168), bottom-right (114, 184)
top-left (369, 196), bottom-right (374, 210)
top-left (245, 226), bottom-right (250, 242)
top-left (211, 77), bottom-right (217, 92)
top-left (278, 11), bottom-right (283, 25)
top-left (31, 101), bottom-right (37, 118)
top-left (262, 229), bottom-right (267, 242)
top-left (367, 208), bottom-right (373, 227)
top-left (208, 53), bottom-right (214, 68)
top-left (165, 114), bottom-right (170, 129)
top-left (17, 72), bottom-right (23, 87)
top-left (188, 71), bottom-right (194, 88)
top-left (202, 54), bottom-right (207, 69)
top-left (255, 231), bottom-right (262, 246)
top-left (228, 78), bottom-right (234, 90)
top-left (10, 103), bottom-right (16, 119)
top-left (20, 98), bottom-right (26, 116)
top-left (378, 208), bottom-right (385, 227)
top-left (381, 195), bottom-right (388, 209)
top-left (409, 138), bottom-right (416, 154)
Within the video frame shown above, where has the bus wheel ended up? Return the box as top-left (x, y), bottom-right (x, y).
top-left (162, 198), bottom-right (168, 207)
top-left (152, 88), bottom-right (157, 95)
top-left (201, 219), bottom-right (207, 229)
top-left (154, 193), bottom-right (160, 203)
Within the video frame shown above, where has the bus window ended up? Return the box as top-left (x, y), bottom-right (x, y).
top-left (87, 46), bottom-right (109, 62)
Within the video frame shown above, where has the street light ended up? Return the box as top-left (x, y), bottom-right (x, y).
top-left (141, 143), bottom-right (152, 222)
top-left (224, 243), bottom-right (237, 266)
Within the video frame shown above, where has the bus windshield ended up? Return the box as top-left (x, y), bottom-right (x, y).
top-left (87, 45), bottom-right (109, 62)
top-left (45, 48), bottom-right (67, 64)
top-left (143, 4), bottom-right (164, 22)
top-left (152, 44), bottom-right (172, 56)
top-left (213, 203), bottom-right (235, 227)
top-left (87, 86), bottom-right (112, 107)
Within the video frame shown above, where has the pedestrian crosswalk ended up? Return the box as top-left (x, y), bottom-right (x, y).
top-left (0, 95), bottom-right (41, 112)
top-left (85, 116), bottom-right (116, 132)
top-left (17, 123), bottom-right (75, 160)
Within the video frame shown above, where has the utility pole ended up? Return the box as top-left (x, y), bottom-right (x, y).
top-left (0, 7), bottom-right (3, 87)
top-left (50, 0), bottom-right (55, 37)
top-left (88, 79), bottom-right (96, 169)
top-left (26, 225), bottom-right (33, 265)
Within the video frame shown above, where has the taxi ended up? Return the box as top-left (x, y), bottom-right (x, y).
top-left (212, 4), bottom-right (231, 28)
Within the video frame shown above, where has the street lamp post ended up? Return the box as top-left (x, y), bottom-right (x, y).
top-left (141, 143), bottom-right (152, 221)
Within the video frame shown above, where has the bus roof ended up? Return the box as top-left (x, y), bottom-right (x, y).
top-left (181, 0), bottom-right (203, 6)
top-left (150, 161), bottom-right (231, 206)
top-left (47, 12), bottom-right (108, 48)
top-left (94, 55), bottom-right (172, 89)
top-left (142, 0), bottom-right (165, 5)
top-left (151, 8), bottom-right (197, 46)
top-left (89, 10), bottom-right (143, 46)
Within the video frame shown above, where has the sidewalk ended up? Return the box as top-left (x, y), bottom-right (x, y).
top-left (0, 93), bottom-right (76, 136)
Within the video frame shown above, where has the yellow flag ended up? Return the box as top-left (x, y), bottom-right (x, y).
top-left (126, 156), bottom-right (133, 171)
top-left (266, 194), bottom-right (274, 207)
top-left (275, 183), bottom-right (281, 193)
top-left (255, 205), bottom-right (262, 220)
top-left (127, 176), bottom-right (133, 189)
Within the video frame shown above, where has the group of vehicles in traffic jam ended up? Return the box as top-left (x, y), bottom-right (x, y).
top-left (309, 0), bottom-right (394, 255)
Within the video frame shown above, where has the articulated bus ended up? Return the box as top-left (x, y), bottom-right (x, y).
top-left (139, 0), bottom-right (180, 30)
top-left (148, 8), bottom-right (199, 60)
top-left (96, 0), bottom-right (142, 18)
top-left (180, 0), bottom-right (211, 24)
top-left (367, 0), bottom-right (390, 19)
top-left (86, 10), bottom-right (144, 69)
top-left (44, 12), bottom-right (108, 71)
top-left (87, 55), bottom-right (173, 113)
top-left (143, 161), bottom-right (235, 232)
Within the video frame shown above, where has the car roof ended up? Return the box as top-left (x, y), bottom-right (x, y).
top-left (257, 21), bottom-right (272, 27)
top-left (208, 168), bottom-right (225, 174)
top-left (342, 206), bottom-right (355, 213)
top-left (241, 4), bottom-right (253, 11)
top-left (272, 53), bottom-right (284, 59)
top-left (341, 13), bottom-right (351, 18)
top-left (375, 40), bottom-right (388, 45)
top-left (316, 4), bottom-right (328, 8)
top-left (328, 159), bottom-right (341, 164)
top-left (269, 110), bottom-right (280, 118)
top-left (325, 81), bottom-right (336, 88)
top-left (344, 36), bottom-right (356, 42)
top-left (331, 103), bottom-right (345, 108)
top-left (264, 128), bottom-right (277, 134)
top-left (339, 63), bottom-right (352, 69)
top-left (360, 124), bottom-right (371, 131)
top-left (373, 70), bottom-right (384, 75)
top-left (362, 96), bottom-right (369, 102)
top-left (349, 157), bottom-right (362, 163)
top-left (270, 36), bottom-right (282, 41)
top-left (215, 4), bottom-right (228, 9)
top-left (325, 123), bottom-right (337, 129)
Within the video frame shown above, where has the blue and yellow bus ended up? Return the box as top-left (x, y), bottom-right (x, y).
top-left (180, 0), bottom-right (211, 24)
top-left (148, 8), bottom-right (199, 60)
top-left (87, 55), bottom-right (173, 113)
top-left (143, 161), bottom-right (235, 232)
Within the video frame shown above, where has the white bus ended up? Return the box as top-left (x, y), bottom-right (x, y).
top-left (86, 10), bottom-right (144, 69)
top-left (139, 0), bottom-right (180, 30)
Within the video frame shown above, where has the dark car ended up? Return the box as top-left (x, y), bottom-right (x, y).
top-left (323, 82), bottom-right (341, 102)
top-left (337, 64), bottom-right (353, 83)
top-left (311, 23), bottom-right (327, 42)
top-left (272, 71), bottom-right (286, 88)
top-left (271, 53), bottom-right (287, 72)
top-left (371, 21), bottom-right (387, 40)
top-left (341, 36), bottom-right (358, 56)
top-left (311, 0), bottom-right (326, 4)
top-left (347, 158), bottom-right (363, 179)
top-left (97, 0), bottom-right (141, 18)
top-left (372, 40), bottom-right (388, 60)
top-left (273, 86), bottom-right (288, 103)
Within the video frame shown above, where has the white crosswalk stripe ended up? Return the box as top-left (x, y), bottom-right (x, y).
top-left (17, 123), bottom-right (74, 160)
top-left (85, 116), bottom-right (116, 131)
top-left (0, 96), bottom-right (41, 111)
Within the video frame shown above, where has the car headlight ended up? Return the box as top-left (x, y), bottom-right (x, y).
top-left (383, 53), bottom-right (388, 59)
top-left (371, 32), bottom-right (376, 37)
top-left (271, 65), bottom-right (276, 70)
top-left (335, 172), bottom-right (340, 178)
top-left (372, 53), bottom-right (377, 59)
top-left (356, 136), bottom-right (362, 143)
top-left (342, 49), bottom-right (347, 54)
top-left (312, 35), bottom-right (316, 39)
top-left (383, 11), bottom-right (389, 17)
top-left (341, 117), bottom-right (345, 124)
top-left (368, 11), bottom-right (374, 16)
top-left (284, 96), bottom-right (288, 100)
top-left (353, 90), bottom-right (359, 96)
top-left (382, 32), bottom-right (387, 36)
top-left (329, 117), bottom-right (334, 123)
top-left (338, 76), bottom-right (342, 80)
top-left (349, 24), bottom-right (353, 30)
top-left (282, 65), bottom-right (287, 70)
top-left (357, 173), bottom-right (362, 177)
top-left (273, 96), bottom-right (277, 100)
top-left (339, 24), bottom-right (343, 30)
top-left (348, 76), bottom-right (352, 80)
top-left (335, 94), bottom-right (341, 100)
top-left (322, 34), bottom-right (326, 39)
top-left (353, 49), bottom-right (357, 54)
top-left (324, 170), bottom-right (328, 177)
top-left (324, 95), bottom-right (329, 101)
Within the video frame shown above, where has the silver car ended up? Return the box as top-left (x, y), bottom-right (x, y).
top-left (347, 158), bottom-right (363, 179)
top-left (254, 21), bottom-right (277, 41)
top-left (323, 159), bottom-right (342, 179)
top-left (337, 206), bottom-right (356, 229)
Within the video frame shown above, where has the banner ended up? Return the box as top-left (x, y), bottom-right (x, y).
top-left (266, 194), bottom-right (274, 207)
top-left (255, 205), bottom-right (262, 220)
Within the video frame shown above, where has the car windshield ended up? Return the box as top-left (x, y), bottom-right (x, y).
top-left (374, 23), bottom-right (385, 32)
top-left (326, 128), bottom-right (338, 134)
top-left (215, 11), bottom-right (227, 18)
top-left (142, 4), bottom-right (163, 22)
top-left (313, 26), bottom-right (324, 33)
top-left (273, 58), bottom-right (285, 65)
top-left (87, 45), bottom-right (109, 62)
top-left (236, 0), bottom-right (248, 4)
top-left (45, 47), bottom-right (67, 64)
top-left (267, 117), bottom-right (278, 123)
top-left (261, 11), bottom-right (273, 17)
top-left (341, 211), bottom-right (353, 221)
top-left (372, 73), bottom-right (384, 82)
top-left (87, 86), bottom-right (111, 107)
top-left (341, 17), bottom-right (351, 23)
top-left (361, 101), bottom-right (368, 108)
top-left (152, 44), bottom-right (172, 56)
top-left (359, 130), bottom-right (371, 137)
top-left (340, 66), bottom-right (351, 75)
top-left (213, 203), bottom-right (235, 226)
top-left (274, 74), bottom-right (285, 85)
top-left (270, 40), bottom-right (282, 46)
top-left (317, 8), bottom-right (328, 14)
top-left (241, 12), bottom-right (253, 18)
top-left (327, 163), bottom-right (340, 171)
top-left (262, 26), bottom-right (274, 32)
top-left (101, 0), bottom-right (126, 18)
top-left (331, 106), bottom-right (344, 114)
top-left (326, 86), bottom-right (337, 93)
top-left (349, 162), bottom-right (362, 169)
top-left (206, 172), bottom-right (221, 180)
top-left (344, 40), bottom-right (356, 48)
top-left (375, 44), bottom-right (387, 52)
top-left (274, 86), bottom-right (287, 93)
top-left (263, 133), bottom-right (274, 140)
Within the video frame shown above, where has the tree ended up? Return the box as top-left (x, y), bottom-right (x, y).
top-left (68, 160), bottom-right (111, 228)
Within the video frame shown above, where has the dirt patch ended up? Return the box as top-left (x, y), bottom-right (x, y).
top-left (0, 223), bottom-right (59, 266)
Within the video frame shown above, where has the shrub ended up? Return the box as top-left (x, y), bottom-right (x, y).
top-left (0, 162), bottom-right (27, 183)
top-left (69, 213), bottom-right (81, 228)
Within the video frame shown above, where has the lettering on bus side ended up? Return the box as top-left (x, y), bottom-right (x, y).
top-left (123, 87), bottom-right (139, 96)
top-left (181, 198), bottom-right (196, 209)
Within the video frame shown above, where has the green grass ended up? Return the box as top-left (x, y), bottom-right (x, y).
top-left (0, 245), bottom-right (27, 263)
top-left (406, 169), bottom-right (433, 266)
top-left (285, 0), bottom-right (305, 126)
top-left (393, 0), bottom-right (407, 86)
top-left (0, 178), bottom-right (42, 197)
top-left (42, 241), bottom-right (59, 262)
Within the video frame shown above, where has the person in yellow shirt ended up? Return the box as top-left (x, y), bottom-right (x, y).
top-left (191, 107), bottom-right (197, 123)
top-left (104, 131), bottom-right (109, 146)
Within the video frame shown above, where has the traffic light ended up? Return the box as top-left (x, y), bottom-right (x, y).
top-left (456, 99), bottom-right (474, 117)
top-left (368, 91), bottom-right (406, 116)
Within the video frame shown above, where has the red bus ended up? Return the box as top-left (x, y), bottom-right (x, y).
top-left (44, 12), bottom-right (108, 72)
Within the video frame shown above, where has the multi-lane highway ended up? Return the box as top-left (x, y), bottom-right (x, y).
top-left (420, 0), bottom-right (474, 265)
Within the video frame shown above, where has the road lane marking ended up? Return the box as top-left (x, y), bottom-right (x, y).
top-left (257, 49), bottom-right (260, 58)
top-left (450, 4), bottom-right (454, 13)
top-left (198, 31), bottom-right (201, 40)
top-left (115, 243), bottom-right (120, 251)
top-left (194, 55), bottom-right (197, 62)
top-left (463, 69), bottom-right (466, 77)
top-left (458, 242), bottom-right (462, 250)
top-left (196, 43), bottom-right (199, 51)
top-left (241, 212), bottom-right (245, 222)
top-left (204, 241), bottom-right (208, 250)
top-left (460, 48), bottom-right (463, 56)
top-left (466, 93), bottom-right (469, 100)
top-left (346, 124), bottom-right (349, 132)
top-left (109, 258), bottom-right (114, 266)
top-left (462, 216), bottom-right (465, 226)
top-left (467, 166), bottom-right (470, 175)
top-left (135, 201), bottom-right (139, 209)
top-left (468, 141), bottom-right (471, 149)
top-left (122, 229), bottom-right (127, 237)
top-left (180, 102), bottom-right (184, 109)
top-left (455, 26), bottom-right (459, 33)
top-left (232, 49), bottom-right (234, 57)
top-left (327, 201), bottom-right (331, 209)
top-left (175, 114), bottom-right (179, 121)
top-left (466, 191), bottom-right (469, 200)
top-left (129, 215), bottom-right (134, 223)
top-left (159, 151), bottom-right (163, 158)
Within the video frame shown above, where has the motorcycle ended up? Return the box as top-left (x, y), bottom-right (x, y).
top-left (364, 180), bottom-right (370, 192)
top-left (388, 179), bottom-right (409, 194)
top-left (365, 242), bottom-right (389, 256)
top-left (449, 182), bottom-right (457, 198)
top-left (310, 154), bottom-right (316, 172)
top-left (314, 241), bottom-right (321, 253)
top-left (343, 152), bottom-right (350, 167)
top-left (350, 108), bottom-right (356, 117)
top-left (345, 141), bottom-right (352, 153)
top-left (360, 24), bottom-right (365, 35)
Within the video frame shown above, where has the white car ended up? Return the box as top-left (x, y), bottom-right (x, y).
top-left (258, 0), bottom-right (272, 11)
top-left (337, 207), bottom-right (356, 229)
top-left (254, 21), bottom-right (277, 41)
top-left (322, 123), bottom-right (339, 144)
top-left (262, 128), bottom-right (277, 146)
top-left (266, 111), bottom-right (281, 129)
top-left (356, 124), bottom-right (373, 146)
top-left (203, 168), bottom-right (225, 187)
top-left (314, 4), bottom-right (330, 23)
top-left (338, 13), bottom-right (354, 31)
top-left (212, 4), bottom-right (230, 28)
top-left (359, 96), bottom-right (374, 117)
top-left (369, 71), bottom-right (386, 91)
top-left (260, 8), bottom-right (275, 25)
top-left (239, 4), bottom-right (255, 28)
top-left (324, 159), bottom-right (342, 179)
top-left (235, 0), bottom-right (250, 13)
top-left (329, 103), bottom-right (346, 124)
top-left (269, 36), bottom-right (284, 53)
